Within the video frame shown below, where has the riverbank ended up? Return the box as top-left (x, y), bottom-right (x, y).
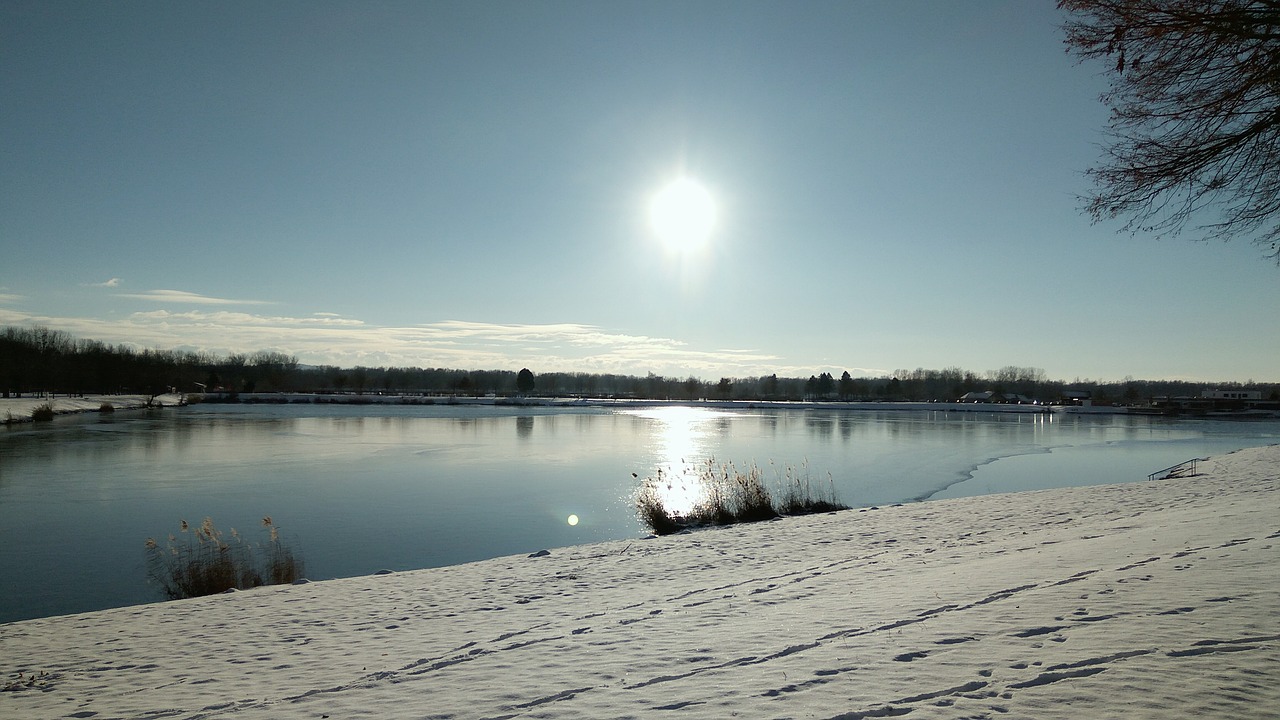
top-left (0, 393), bottom-right (187, 424)
top-left (3, 445), bottom-right (1275, 718)
top-left (202, 391), bottom-right (1069, 413)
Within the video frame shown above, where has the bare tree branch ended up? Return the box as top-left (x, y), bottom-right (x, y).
top-left (1060, 0), bottom-right (1280, 261)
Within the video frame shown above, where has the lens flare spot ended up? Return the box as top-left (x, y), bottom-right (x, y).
top-left (567, 514), bottom-right (579, 526)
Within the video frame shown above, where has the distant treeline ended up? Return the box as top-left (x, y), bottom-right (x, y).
top-left (3, 325), bottom-right (1276, 404)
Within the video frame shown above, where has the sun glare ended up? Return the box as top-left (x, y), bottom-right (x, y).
top-left (649, 177), bottom-right (716, 252)
top-left (628, 406), bottom-right (724, 516)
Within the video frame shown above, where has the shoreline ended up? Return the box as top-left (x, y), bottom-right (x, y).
top-left (0, 393), bottom-right (187, 424)
top-left (3, 445), bottom-right (1276, 718)
top-left (16, 391), bottom-right (1272, 421)
top-left (195, 392), bottom-right (1097, 414)
top-left (188, 392), bottom-right (1280, 418)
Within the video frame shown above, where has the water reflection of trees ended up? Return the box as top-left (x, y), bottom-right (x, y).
top-left (805, 415), bottom-right (835, 439)
top-left (516, 416), bottom-right (534, 439)
top-left (790, 410), bottom-right (1067, 445)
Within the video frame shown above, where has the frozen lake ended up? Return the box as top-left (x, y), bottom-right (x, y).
top-left (2, 402), bottom-right (1277, 623)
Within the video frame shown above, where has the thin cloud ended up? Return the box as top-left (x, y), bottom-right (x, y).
top-left (131, 310), bottom-right (365, 327)
top-left (0, 307), bottom-right (792, 377)
top-left (0, 293), bottom-right (24, 304)
top-left (413, 321), bottom-right (687, 350)
top-left (84, 278), bottom-right (122, 288)
top-left (117, 289), bottom-right (271, 306)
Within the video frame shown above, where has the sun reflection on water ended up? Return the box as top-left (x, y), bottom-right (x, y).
top-left (628, 406), bottom-right (732, 516)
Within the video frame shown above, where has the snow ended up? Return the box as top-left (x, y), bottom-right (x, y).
top-left (0, 393), bottom-right (186, 423)
top-left (1, 445), bottom-right (1277, 718)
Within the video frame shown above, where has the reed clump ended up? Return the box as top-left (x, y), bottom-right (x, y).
top-left (144, 516), bottom-right (304, 600)
top-left (635, 458), bottom-right (848, 536)
top-left (30, 403), bottom-right (55, 422)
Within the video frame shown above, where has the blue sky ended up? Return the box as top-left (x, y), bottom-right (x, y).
top-left (3, 1), bottom-right (1278, 382)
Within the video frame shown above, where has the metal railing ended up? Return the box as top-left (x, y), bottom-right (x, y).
top-left (1148, 457), bottom-right (1206, 481)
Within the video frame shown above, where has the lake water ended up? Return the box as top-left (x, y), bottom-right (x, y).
top-left (2, 403), bottom-right (1277, 624)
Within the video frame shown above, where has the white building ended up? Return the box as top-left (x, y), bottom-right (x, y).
top-left (1203, 389), bottom-right (1262, 401)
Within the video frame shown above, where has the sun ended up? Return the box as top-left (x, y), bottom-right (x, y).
top-left (649, 177), bottom-right (716, 252)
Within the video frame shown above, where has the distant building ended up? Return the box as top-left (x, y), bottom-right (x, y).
top-left (1203, 389), bottom-right (1262, 401)
top-left (1059, 390), bottom-right (1092, 407)
top-left (1152, 388), bottom-right (1276, 414)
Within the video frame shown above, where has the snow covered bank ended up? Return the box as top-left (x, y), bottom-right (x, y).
top-left (0, 393), bottom-right (186, 423)
top-left (202, 392), bottom-right (1060, 413)
top-left (2, 445), bottom-right (1276, 718)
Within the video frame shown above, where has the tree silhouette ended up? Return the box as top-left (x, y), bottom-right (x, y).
top-left (816, 372), bottom-right (835, 398)
top-left (1061, 0), bottom-right (1280, 261)
top-left (516, 368), bottom-right (535, 395)
top-left (761, 373), bottom-right (779, 398)
top-left (838, 371), bottom-right (855, 400)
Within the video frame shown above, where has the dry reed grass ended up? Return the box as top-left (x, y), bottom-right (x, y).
top-left (144, 516), bottom-right (304, 600)
top-left (635, 458), bottom-right (848, 535)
